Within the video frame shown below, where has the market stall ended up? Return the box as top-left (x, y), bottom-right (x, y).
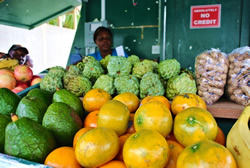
top-left (0, 0), bottom-right (249, 167)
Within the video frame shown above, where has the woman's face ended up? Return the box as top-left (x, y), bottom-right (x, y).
top-left (95, 31), bottom-right (112, 52)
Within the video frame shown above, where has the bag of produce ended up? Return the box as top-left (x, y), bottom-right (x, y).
top-left (195, 48), bottom-right (229, 105)
top-left (226, 46), bottom-right (249, 106)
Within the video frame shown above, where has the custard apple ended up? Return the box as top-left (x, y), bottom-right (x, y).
top-left (92, 75), bottom-right (115, 95)
top-left (40, 74), bottom-right (63, 93)
top-left (82, 61), bottom-right (104, 84)
top-left (63, 65), bottom-right (82, 89)
top-left (65, 75), bottom-right (92, 97)
top-left (100, 55), bottom-right (111, 72)
top-left (48, 66), bottom-right (66, 78)
top-left (166, 72), bottom-right (197, 100)
top-left (139, 72), bottom-right (165, 99)
top-left (158, 59), bottom-right (181, 80)
top-left (114, 75), bottom-right (140, 96)
top-left (107, 56), bottom-right (132, 77)
top-left (132, 59), bottom-right (154, 79)
top-left (127, 55), bottom-right (140, 66)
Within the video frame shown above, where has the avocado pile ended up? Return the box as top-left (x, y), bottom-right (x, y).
top-left (40, 55), bottom-right (197, 100)
top-left (0, 87), bottom-right (84, 163)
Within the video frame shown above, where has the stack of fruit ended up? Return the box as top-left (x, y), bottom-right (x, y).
top-left (40, 55), bottom-right (197, 102)
top-left (0, 65), bottom-right (42, 93)
top-left (1, 85), bottom-right (249, 168)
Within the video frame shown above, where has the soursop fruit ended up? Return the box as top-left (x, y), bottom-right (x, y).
top-left (127, 55), bottom-right (140, 67)
top-left (82, 60), bottom-right (104, 84)
top-left (132, 59), bottom-right (154, 79)
top-left (65, 75), bottom-right (92, 97)
top-left (140, 72), bottom-right (165, 99)
top-left (166, 72), bottom-right (197, 100)
top-left (107, 56), bottom-right (132, 77)
top-left (100, 55), bottom-right (112, 72)
top-left (47, 66), bottom-right (66, 78)
top-left (40, 74), bottom-right (63, 93)
top-left (92, 75), bottom-right (115, 95)
top-left (158, 59), bottom-right (181, 80)
top-left (114, 75), bottom-right (140, 96)
top-left (63, 65), bottom-right (82, 89)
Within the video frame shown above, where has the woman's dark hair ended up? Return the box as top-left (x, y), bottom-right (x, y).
top-left (93, 26), bottom-right (112, 42)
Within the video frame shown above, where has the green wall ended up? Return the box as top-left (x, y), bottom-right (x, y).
top-left (69, 0), bottom-right (249, 70)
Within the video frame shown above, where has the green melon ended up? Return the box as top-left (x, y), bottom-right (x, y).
top-left (52, 89), bottom-right (84, 119)
top-left (4, 117), bottom-right (56, 163)
top-left (0, 88), bottom-right (21, 116)
top-left (0, 113), bottom-right (11, 153)
top-left (16, 96), bottom-right (48, 124)
top-left (42, 102), bottom-right (82, 146)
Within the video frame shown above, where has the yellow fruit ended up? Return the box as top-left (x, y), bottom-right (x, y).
top-left (123, 129), bottom-right (170, 168)
top-left (174, 107), bottom-right (218, 147)
top-left (141, 95), bottom-right (171, 110)
top-left (171, 93), bottom-right (207, 115)
top-left (73, 127), bottom-right (93, 148)
top-left (165, 140), bottom-right (184, 168)
top-left (44, 146), bottom-right (81, 168)
top-left (82, 88), bottom-right (112, 112)
top-left (177, 140), bottom-right (237, 168)
top-left (75, 127), bottom-right (120, 168)
top-left (98, 160), bottom-right (126, 168)
top-left (134, 101), bottom-right (173, 137)
top-left (113, 92), bottom-right (140, 113)
top-left (97, 100), bottom-right (130, 136)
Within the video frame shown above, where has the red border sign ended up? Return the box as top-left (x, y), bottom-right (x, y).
top-left (190, 4), bottom-right (221, 29)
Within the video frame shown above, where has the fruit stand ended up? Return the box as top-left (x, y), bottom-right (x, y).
top-left (0, 0), bottom-right (249, 167)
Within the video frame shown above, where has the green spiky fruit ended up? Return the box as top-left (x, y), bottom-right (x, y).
top-left (114, 75), bottom-right (140, 96)
top-left (92, 75), bottom-right (115, 95)
top-left (139, 72), bottom-right (165, 99)
top-left (158, 59), bottom-right (181, 80)
top-left (132, 59), bottom-right (154, 79)
top-left (107, 56), bottom-right (132, 77)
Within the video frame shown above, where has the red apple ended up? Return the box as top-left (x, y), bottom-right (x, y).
top-left (14, 65), bottom-right (33, 82)
top-left (12, 86), bottom-right (25, 94)
top-left (0, 74), bottom-right (17, 90)
top-left (0, 69), bottom-right (14, 77)
top-left (30, 75), bottom-right (42, 86)
top-left (16, 81), bottom-right (29, 89)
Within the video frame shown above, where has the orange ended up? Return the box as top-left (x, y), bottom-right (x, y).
top-left (166, 131), bottom-right (177, 141)
top-left (75, 127), bottom-right (120, 168)
top-left (44, 146), bottom-right (81, 168)
top-left (82, 88), bottom-right (112, 112)
top-left (125, 113), bottom-right (136, 134)
top-left (113, 92), bottom-right (140, 113)
top-left (165, 140), bottom-right (184, 168)
top-left (84, 110), bottom-right (99, 128)
top-left (73, 127), bottom-right (93, 148)
top-left (140, 95), bottom-right (171, 110)
top-left (176, 140), bottom-right (237, 168)
top-left (171, 93), bottom-right (207, 115)
top-left (98, 160), bottom-right (126, 168)
top-left (134, 101), bottom-right (173, 138)
top-left (173, 107), bottom-right (218, 147)
top-left (98, 100), bottom-right (130, 136)
top-left (123, 129), bottom-right (170, 168)
top-left (214, 126), bottom-right (225, 146)
top-left (116, 133), bottom-right (131, 161)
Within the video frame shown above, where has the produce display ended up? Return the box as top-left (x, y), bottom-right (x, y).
top-left (195, 49), bottom-right (229, 105)
top-left (0, 50), bottom-right (249, 167)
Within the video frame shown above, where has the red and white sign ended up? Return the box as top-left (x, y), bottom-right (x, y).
top-left (190, 4), bottom-right (221, 29)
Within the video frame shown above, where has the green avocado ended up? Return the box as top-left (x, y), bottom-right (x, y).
top-left (4, 117), bottom-right (56, 163)
top-left (27, 88), bottom-right (53, 106)
top-left (16, 96), bottom-right (48, 124)
top-left (52, 89), bottom-right (84, 119)
top-left (0, 88), bottom-right (21, 116)
top-left (0, 113), bottom-right (11, 153)
top-left (42, 102), bottom-right (82, 146)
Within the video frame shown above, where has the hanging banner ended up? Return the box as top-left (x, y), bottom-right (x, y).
top-left (190, 4), bottom-right (221, 29)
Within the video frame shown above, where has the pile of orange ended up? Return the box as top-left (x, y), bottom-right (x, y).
top-left (44, 89), bottom-right (233, 168)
